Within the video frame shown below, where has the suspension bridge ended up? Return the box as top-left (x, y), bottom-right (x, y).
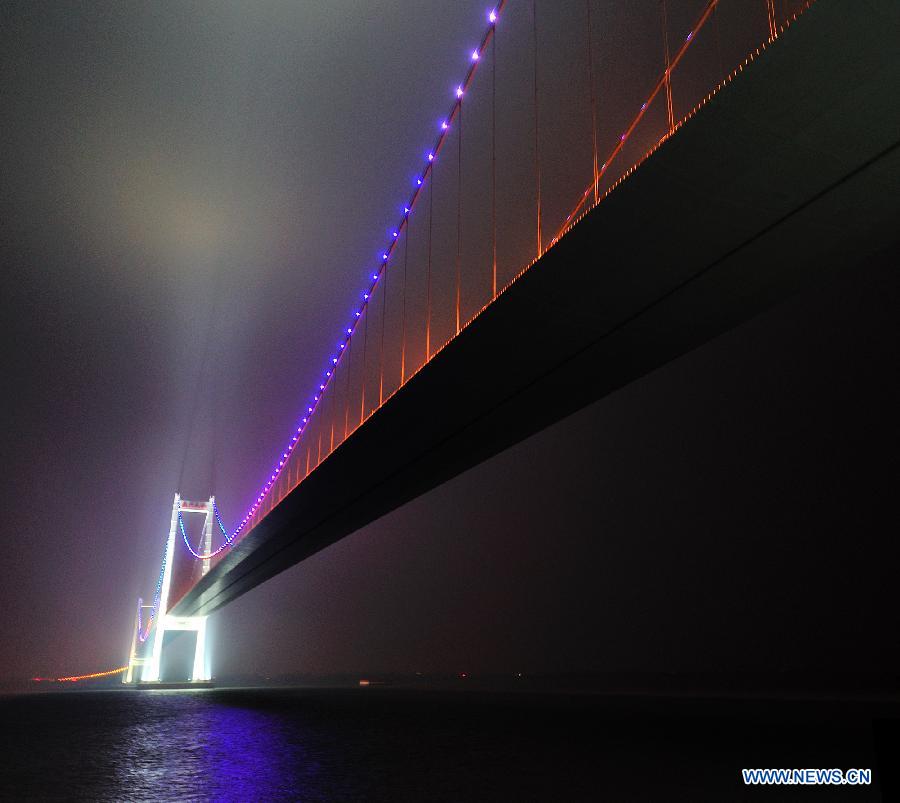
top-left (42, 0), bottom-right (899, 684)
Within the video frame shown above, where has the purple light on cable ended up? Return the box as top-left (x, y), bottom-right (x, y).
top-left (223, 1), bottom-right (506, 549)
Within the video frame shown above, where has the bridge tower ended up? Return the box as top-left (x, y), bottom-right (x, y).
top-left (124, 601), bottom-right (154, 683)
top-left (126, 493), bottom-right (214, 683)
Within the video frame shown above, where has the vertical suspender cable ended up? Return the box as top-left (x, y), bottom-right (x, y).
top-left (359, 301), bottom-right (368, 426)
top-left (661, 0), bottom-right (675, 134)
top-left (343, 335), bottom-right (353, 439)
top-left (491, 19), bottom-right (497, 298)
top-left (400, 216), bottom-right (409, 384)
top-left (532, 0), bottom-right (542, 258)
top-left (455, 98), bottom-right (463, 335)
top-left (586, 0), bottom-right (599, 207)
top-left (378, 251), bottom-right (388, 406)
top-left (713, 0), bottom-right (724, 78)
top-left (325, 369), bottom-right (334, 457)
top-left (425, 166), bottom-right (434, 360)
top-left (766, 0), bottom-right (778, 41)
top-left (316, 412), bottom-right (322, 466)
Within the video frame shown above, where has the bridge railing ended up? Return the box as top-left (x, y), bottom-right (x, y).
top-left (214, 0), bottom-right (812, 553)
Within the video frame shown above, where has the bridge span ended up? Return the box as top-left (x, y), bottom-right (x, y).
top-left (170, 1), bottom-right (900, 619)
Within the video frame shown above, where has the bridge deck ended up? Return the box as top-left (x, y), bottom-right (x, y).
top-left (173, 0), bottom-right (900, 618)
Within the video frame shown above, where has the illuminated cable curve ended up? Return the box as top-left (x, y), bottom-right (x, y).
top-left (215, 4), bottom-right (508, 549)
top-left (178, 502), bottom-right (234, 560)
top-left (136, 500), bottom-right (231, 642)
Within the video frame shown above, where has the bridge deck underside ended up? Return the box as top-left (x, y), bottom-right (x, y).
top-left (173, 0), bottom-right (900, 618)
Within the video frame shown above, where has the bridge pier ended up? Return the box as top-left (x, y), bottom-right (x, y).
top-left (141, 614), bottom-right (210, 683)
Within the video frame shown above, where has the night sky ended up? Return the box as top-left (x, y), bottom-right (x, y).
top-left (1, 1), bottom-right (897, 684)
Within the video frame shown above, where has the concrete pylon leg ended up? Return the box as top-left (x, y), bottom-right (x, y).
top-left (143, 615), bottom-right (167, 682)
top-left (191, 617), bottom-right (209, 682)
top-left (124, 607), bottom-right (139, 684)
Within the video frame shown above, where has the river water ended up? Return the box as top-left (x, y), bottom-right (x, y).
top-left (0, 687), bottom-right (892, 801)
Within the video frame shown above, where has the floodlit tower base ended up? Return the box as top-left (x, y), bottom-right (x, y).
top-left (141, 614), bottom-right (210, 683)
top-left (125, 493), bottom-right (216, 685)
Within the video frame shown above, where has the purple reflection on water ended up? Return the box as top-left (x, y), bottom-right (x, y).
top-left (110, 690), bottom-right (323, 800)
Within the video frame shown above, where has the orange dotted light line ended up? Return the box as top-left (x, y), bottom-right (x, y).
top-left (33, 666), bottom-right (128, 683)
